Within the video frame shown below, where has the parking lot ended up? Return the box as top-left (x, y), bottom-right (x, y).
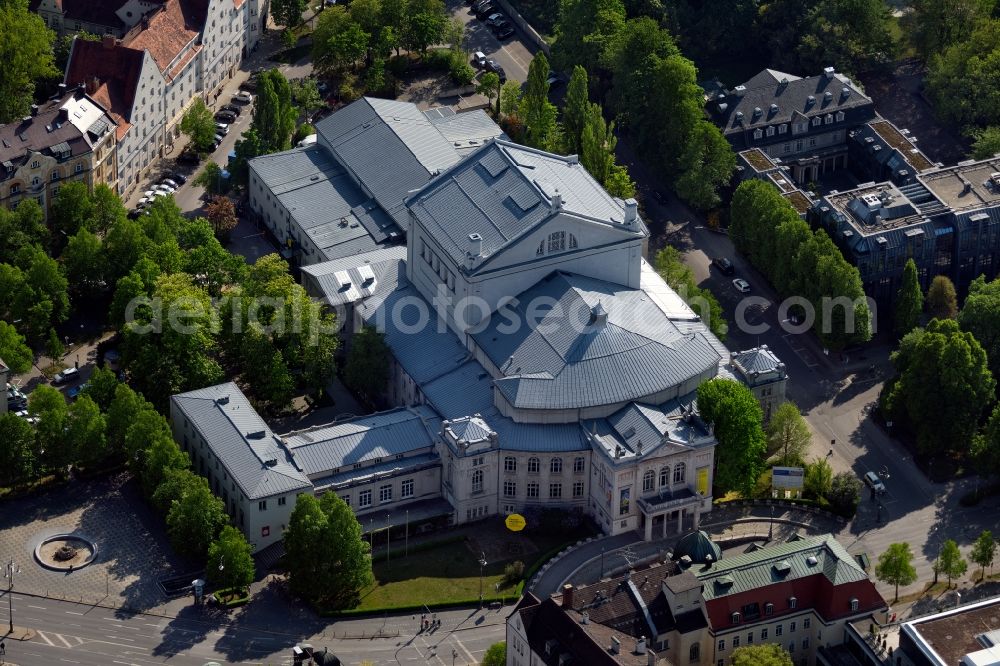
top-left (450, 0), bottom-right (537, 84)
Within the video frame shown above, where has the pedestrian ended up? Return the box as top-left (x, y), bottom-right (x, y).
top-left (1, 639), bottom-right (6, 654)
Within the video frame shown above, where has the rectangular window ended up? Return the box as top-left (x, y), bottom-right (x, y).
top-left (278, 496), bottom-right (286, 506)
top-left (341, 495), bottom-right (350, 506)
top-left (790, 622), bottom-right (797, 633)
top-left (573, 481), bottom-right (584, 498)
top-left (850, 598), bottom-right (859, 611)
top-left (549, 483), bottom-right (562, 499)
top-left (359, 489), bottom-right (372, 507)
top-left (732, 636), bottom-right (740, 648)
top-left (504, 457), bottom-right (516, 473)
top-left (258, 500), bottom-right (267, 511)
top-left (527, 482), bottom-right (539, 498)
top-left (574, 457), bottom-right (585, 473)
top-left (718, 640), bottom-right (725, 652)
top-left (789, 596), bottom-right (797, 609)
top-left (803, 618), bottom-right (811, 629)
top-left (802, 638), bottom-right (809, 649)
top-left (379, 484), bottom-right (393, 503)
top-left (765, 603), bottom-right (774, 616)
top-left (761, 628), bottom-right (768, 640)
top-left (401, 479), bottom-right (414, 498)
top-left (504, 481), bottom-right (517, 497)
top-left (776, 625), bottom-right (783, 636)
top-left (747, 632), bottom-right (754, 644)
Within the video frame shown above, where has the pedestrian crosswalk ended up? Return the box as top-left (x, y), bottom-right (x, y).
top-left (34, 630), bottom-right (84, 649)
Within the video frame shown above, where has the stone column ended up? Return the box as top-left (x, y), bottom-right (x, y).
top-left (644, 514), bottom-right (653, 541)
top-left (677, 509), bottom-right (684, 534)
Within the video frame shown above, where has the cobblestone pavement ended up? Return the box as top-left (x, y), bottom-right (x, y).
top-left (0, 473), bottom-right (185, 613)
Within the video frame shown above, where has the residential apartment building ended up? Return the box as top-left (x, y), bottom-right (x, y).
top-left (0, 86), bottom-right (118, 217)
top-left (709, 67), bottom-right (875, 185)
top-left (62, 0), bottom-right (268, 197)
top-left (506, 533), bottom-right (888, 666)
top-left (31, 0), bottom-right (164, 37)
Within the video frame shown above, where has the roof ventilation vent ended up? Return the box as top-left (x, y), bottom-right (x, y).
top-left (264, 458), bottom-right (278, 467)
top-left (247, 430), bottom-right (266, 439)
top-left (215, 395), bottom-right (230, 405)
top-left (806, 555), bottom-right (819, 566)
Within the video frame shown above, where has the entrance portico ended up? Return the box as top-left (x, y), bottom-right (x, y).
top-left (638, 490), bottom-right (702, 541)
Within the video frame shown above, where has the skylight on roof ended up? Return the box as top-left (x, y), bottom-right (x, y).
top-left (479, 152), bottom-right (508, 178)
top-left (506, 186), bottom-right (539, 213)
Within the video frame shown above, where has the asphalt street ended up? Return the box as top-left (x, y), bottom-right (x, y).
top-left (0, 592), bottom-right (506, 666)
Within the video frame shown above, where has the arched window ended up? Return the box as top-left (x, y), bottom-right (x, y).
top-left (573, 457), bottom-right (585, 473)
top-left (504, 456), bottom-right (516, 473)
top-left (550, 457), bottom-right (562, 474)
top-left (472, 469), bottom-right (483, 493)
top-left (569, 234), bottom-right (578, 249)
top-left (547, 231), bottom-right (566, 253)
top-left (527, 457), bottom-right (540, 473)
top-left (689, 642), bottom-right (700, 663)
top-left (674, 462), bottom-right (686, 484)
top-left (536, 239), bottom-right (545, 256)
top-left (659, 466), bottom-right (670, 487)
top-left (643, 470), bottom-right (655, 492)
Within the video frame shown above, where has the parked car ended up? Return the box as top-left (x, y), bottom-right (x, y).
top-left (472, 0), bottom-right (492, 11)
top-left (169, 172), bottom-right (188, 185)
top-left (546, 70), bottom-right (563, 86)
top-left (7, 383), bottom-right (27, 410)
top-left (221, 103), bottom-right (242, 116)
top-left (864, 471), bottom-right (886, 495)
top-left (67, 382), bottom-right (89, 400)
top-left (52, 367), bottom-right (80, 385)
top-left (214, 132), bottom-right (225, 145)
top-left (215, 110), bottom-right (237, 123)
top-left (215, 123), bottom-right (229, 135)
top-left (178, 150), bottom-right (200, 164)
top-left (153, 190), bottom-right (171, 197)
top-left (136, 196), bottom-right (152, 208)
top-left (238, 78), bottom-right (258, 92)
top-left (484, 59), bottom-right (506, 82)
top-left (493, 22), bottom-right (514, 39)
top-left (233, 91), bottom-right (253, 104)
top-left (485, 12), bottom-right (505, 25)
top-left (155, 183), bottom-right (175, 193)
top-left (14, 409), bottom-right (38, 425)
top-left (161, 178), bottom-right (179, 188)
top-left (475, 3), bottom-right (496, 19)
top-left (712, 256), bottom-right (735, 276)
top-left (732, 278), bottom-right (751, 293)
top-left (472, 50), bottom-right (488, 68)
top-left (316, 81), bottom-right (329, 94)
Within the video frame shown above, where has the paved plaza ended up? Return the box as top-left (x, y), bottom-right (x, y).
top-left (0, 473), bottom-right (185, 612)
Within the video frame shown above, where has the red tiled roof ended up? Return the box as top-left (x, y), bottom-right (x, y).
top-left (167, 43), bottom-right (201, 82)
top-left (64, 37), bottom-right (145, 127)
top-left (124, 0), bottom-right (207, 74)
top-left (233, 0), bottom-right (246, 8)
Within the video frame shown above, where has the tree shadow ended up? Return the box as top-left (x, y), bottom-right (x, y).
top-left (150, 603), bottom-right (229, 657)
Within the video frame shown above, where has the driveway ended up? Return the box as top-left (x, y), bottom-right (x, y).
top-left (450, 0), bottom-right (536, 84)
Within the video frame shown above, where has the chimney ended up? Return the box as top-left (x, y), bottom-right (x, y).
top-left (467, 232), bottom-right (483, 258)
top-left (624, 198), bottom-right (638, 225)
top-left (635, 637), bottom-right (647, 655)
top-left (610, 636), bottom-right (621, 655)
top-left (561, 584), bottom-right (574, 609)
top-left (581, 611), bottom-right (589, 624)
top-left (824, 66), bottom-right (835, 79)
top-left (86, 76), bottom-right (101, 95)
top-left (30, 105), bottom-right (38, 117)
top-left (733, 85), bottom-right (747, 97)
top-left (550, 191), bottom-right (562, 210)
top-left (102, 35), bottom-right (116, 49)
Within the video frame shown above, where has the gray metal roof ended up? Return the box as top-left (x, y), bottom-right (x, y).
top-left (315, 98), bottom-right (501, 229)
top-left (300, 246), bottom-right (407, 307)
top-left (312, 452), bottom-right (440, 492)
top-left (731, 345), bottom-right (784, 376)
top-left (248, 145), bottom-right (399, 262)
top-left (283, 405), bottom-right (441, 477)
top-left (473, 271), bottom-right (722, 410)
top-left (171, 383), bottom-right (312, 500)
top-left (427, 108), bottom-right (505, 155)
top-left (696, 534), bottom-right (869, 600)
top-left (407, 140), bottom-right (645, 271)
top-left (585, 394), bottom-right (711, 462)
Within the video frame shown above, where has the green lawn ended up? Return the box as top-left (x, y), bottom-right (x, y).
top-left (355, 542), bottom-right (516, 611)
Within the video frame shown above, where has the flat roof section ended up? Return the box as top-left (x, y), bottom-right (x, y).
top-left (921, 157), bottom-right (1000, 212)
top-left (905, 597), bottom-right (1000, 666)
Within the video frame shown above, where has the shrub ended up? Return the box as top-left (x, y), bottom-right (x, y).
top-left (425, 48), bottom-right (454, 70)
top-left (449, 55), bottom-right (475, 85)
top-left (503, 560), bottom-right (525, 586)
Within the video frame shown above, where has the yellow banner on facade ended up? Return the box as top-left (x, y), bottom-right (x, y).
top-left (505, 513), bottom-right (526, 531)
top-left (697, 468), bottom-right (709, 496)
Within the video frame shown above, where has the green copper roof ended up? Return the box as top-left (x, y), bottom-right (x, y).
top-left (674, 530), bottom-right (723, 564)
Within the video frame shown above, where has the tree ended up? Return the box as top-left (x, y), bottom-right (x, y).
top-left (974, 403), bottom-right (1000, 478)
top-left (520, 53), bottom-right (558, 150)
top-left (696, 378), bottom-right (767, 497)
top-left (194, 162), bottom-right (227, 196)
top-left (251, 70), bottom-right (298, 153)
top-left (499, 79), bottom-right (523, 119)
top-left (62, 227), bottom-right (104, 292)
top-left (604, 164), bottom-right (636, 198)
top-left (90, 184), bottom-right (128, 235)
top-left (66, 395), bottom-right (107, 467)
top-left (0, 199), bottom-right (48, 264)
top-left (29, 384), bottom-right (71, 472)
top-left (731, 644), bottom-right (794, 666)
top-left (875, 543), bottom-right (918, 602)
top-left (562, 65), bottom-right (590, 155)
top-left (180, 98), bottom-right (218, 153)
top-left (0, 1), bottom-right (57, 123)
top-left (284, 493), bottom-right (373, 606)
top-left (293, 122), bottom-right (316, 144)
top-left (290, 78), bottom-right (324, 114)
top-left (481, 642), bottom-right (507, 666)
top-left (674, 121), bottom-right (736, 210)
top-left (766, 402), bottom-right (811, 465)
top-left (344, 325), bottom-right (390, 403)
top-left (895, 258), bottom-right (923, 338)
top-left (207, 525), bottom-right (256, 594)
top-left (0, 413), bottom-right (35, 488)
top-left (82, 366), bottom-right (119, 412)
top-left (45, 328), bottom-right (64, 361)
top-left (970, 529), bottom-right (997, 581)
top-left (271, 0), bottom-right (307, 28)
top-left (904, 0), bottom-right (997, 62)
top-left (959, 275), bottom-right (1000, 381)
top-left (403, 0), bottom-right (447, 56)
top-left (926, 20), bottom-right (1000, 129)
top-left (794, 0), bottom-right (895, 74)
top-left (123, 407), bottom-right (173, 473)
top-left (553, 0), bottom-right (626, 73)
top-left (580, 102), bottom-right (618, 185)
top-left (141, 435), bottom-right (190, 497)
top-left (0, 320), bottom-right (32, 374)
top-left (972, 126), bottom-right (1000, 159)
top-left (828, 472), bottom-right (862, 515)
top-left (804, 457), bottom-right (833, 499)
top-left (655, 247), bottom-right (727, 339)
top-left (476, 72), bottom-right (501, 117)
top-left (927, 275), bottom-right (958, 320)
top-left (313, 7), bottom-right (370, 72)
top-left (883, 319), bottom-right (995, 456)
top-left (105, 384), bottom-right (147, 456)
top-left (936, 539), bottom-right (968, 587)
top-left (50, 181), bottom-right (95, 243)
top-left (204, 195), bottom-right (238, 240)
top-left (165, 474), bottom-right (228, 560)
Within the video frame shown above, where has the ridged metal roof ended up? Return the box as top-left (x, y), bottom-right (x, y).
top-left (427, 108), bottom-right (505, 155)
top-left (301, 246), bottom-right (407, 307)
top-left (171, 383), bottom-right (312, 500)
top-left (283, 405), bottom-right (442, 476)
top-left (696, 534), bottom-right (868, 600)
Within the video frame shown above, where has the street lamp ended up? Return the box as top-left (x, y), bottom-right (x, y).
top-left (4, 558), bottom-right (20, 633)
top-left (768, 504), bottom-right (775, 541)
top-left (478, 551), bottom-right (488, 609)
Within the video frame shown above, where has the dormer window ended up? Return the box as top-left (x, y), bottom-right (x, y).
top-left (778, 124), bottom-right (787, 134)
top-left (825, 114), bottom-right (834, 125)
top-left (766, 126), bottom-right (775, 137)
top-left (789, 596), bottom-right (797, 609)
top-left (765, 602), bottom-right (774, 615)
top-left (850, 598), bottom-right (859, 611)
top-left (50, 170), bottom-right (59, 181)
top-left (753, 129), bottom-right (763, 140)
top-left (836, 111), bottom-right (845, 122)
top-left (731, 612), bottom-right (741, 624)
top-left (812, 117), bottom-right (821, 127)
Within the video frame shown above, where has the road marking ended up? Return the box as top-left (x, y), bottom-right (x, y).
top-left (55, 633), bottom-right (75, 648)
top-left (65, 610), bottom-right (84, 615)
top-left (28, 604), bottom-right (47, 609)
top-left (36, 631), bottom-right (56, 646)
top-left (452, 635), bottom-right (476, 664)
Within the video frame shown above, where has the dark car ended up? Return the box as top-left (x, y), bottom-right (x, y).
top-left (471, 0), bottom-right (491, 10)
top-left (475, 3), bottom-right (496, 19)
top-left (712, 256), bottom-right (735, 276)
top-left (215, 110), bottom-right (237, 123)
top-left (485, 12), bottom-right (505, 26)
top-left (238, 78), bottom-right (258, 92)
top-left (485, 59), bottom-right (507, 82)
top-left (492, 20), bottom-right (514, 38)
top-left (178, 150), bottom-right (200, 165)
top-left (169, 172), bottom-right (188, 185)
top-left (221, 103), bottom-right (242, 116)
